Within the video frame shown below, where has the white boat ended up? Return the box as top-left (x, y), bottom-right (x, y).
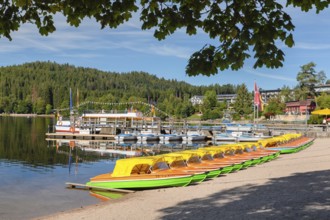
top-left (182, 131), bottom-right (206, 142)
top-left (225, 124), bottom-right (253, 132)
top-left (55, 110), bottom-right (160, 134)
top-left (237, 133), bottom-right (271, 142)
top-left (55, 120), bottom-right (80, 133)
top-left (213, 133), bottom-right (237, 142)
top-left (137, 130), bottom-right (160, 141)
top-left (55, 120), bottom-right (102, 134)
top-left (182, 134), bottom-right (206, 141)
top-left (237, 135), bottom-right (261, 142)
top-left (137, 133), bottom-right (160, 142)
top-left (159, 134), bottom-right (183, 142)
top-left (115, 133), bottom-right (137, 142)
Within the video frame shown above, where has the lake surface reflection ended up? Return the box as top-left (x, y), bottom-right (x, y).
top-left (0, 117), bottom-right (119, 220)
top-left (0, 116), bottom-right (209, 220)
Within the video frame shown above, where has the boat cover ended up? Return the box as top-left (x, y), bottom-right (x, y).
top-left (198, 148), bottom-right (225, 157)
top-left (161, 155), bottom-right (186, 165)
top-left (112, 157), bottom-right (166, 177)
top-left (166, 152), bottom-right (201, 162)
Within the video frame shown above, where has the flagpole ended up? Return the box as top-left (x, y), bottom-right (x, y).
top-left (253, 103), bottom-right (255, 125)
top-left (256, 105), bottom-right (258, 124)
top-left (253, 81), bottom-right (256, 126)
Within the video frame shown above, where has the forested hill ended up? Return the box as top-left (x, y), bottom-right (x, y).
top-left (0, 61), bottom-right (237, 116)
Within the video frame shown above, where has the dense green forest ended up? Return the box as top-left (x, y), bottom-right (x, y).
top-left (0, 61), bottom-right (238, 118)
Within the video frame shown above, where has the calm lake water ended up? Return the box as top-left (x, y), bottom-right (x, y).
top-left (0, 116), bottom-right (206, 220)
top-left (0, 117), bottom-right (123, 220)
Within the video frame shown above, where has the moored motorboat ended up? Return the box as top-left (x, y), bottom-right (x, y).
top-left (55, 120), bottom-right (80, 133)
top-left (159, 134), bottom-right (183, 142)
top-left (237, 135), bottom-right (262, 142)
top-left (137, 133), bottom-right (160, 142)
top-left (182, 134), bottom-right (206, 142)
top-left (115, 133), bottom-right (138, 142)
top-left (213, 133), bottom-right (237, 142)
top-left (225, 123), bottom-right (253, 133)
top-left (182, 131), bottom-right (206, 142)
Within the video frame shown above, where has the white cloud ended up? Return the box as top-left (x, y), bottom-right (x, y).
top-left (295, 42), bottom-right (330, 50)
top-left (245, 68), bottom-right (296, 82)
top-left (1, 11), bottom-right (203, 62)
top-left (59, 53), bottom-right (101, 59)
top-left (147, 44), bottom-right (191, 59)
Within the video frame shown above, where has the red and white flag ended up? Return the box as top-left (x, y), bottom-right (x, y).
top-left (254, 82), bottom-right (260, 108)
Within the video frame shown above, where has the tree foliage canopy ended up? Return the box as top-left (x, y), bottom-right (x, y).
top-left (263, 97), bottom-right (285, 118)
top-left (1, 0), bottom-right (329, 76)
top-left (233, 84), bottom-right (252, 118)
top-left (316, 93), bottom-right (330, 109)
top-left (296, 62), bottom-right (325, 99)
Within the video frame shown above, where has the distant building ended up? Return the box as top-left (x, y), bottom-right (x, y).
top-left (216, 94), bottom-right (237, 103)
top-left (285, 99), bottom-right (316, 115)
top-left (315, 84), bottom-right (330, 93)
top-left (190, 95), bottom-right (204, 105)
top-left (190, 94), bottom-right (237, 105)
top-left (259, 89), bottom-right (282, 103)
top-left (260, 84), bottom-right (330, 103)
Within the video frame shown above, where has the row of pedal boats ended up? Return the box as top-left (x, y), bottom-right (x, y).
top-left (86, 133), bottom-right (314, 190)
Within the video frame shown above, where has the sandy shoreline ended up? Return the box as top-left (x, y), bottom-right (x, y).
top-left (37, 138), bottom-right (330, 220)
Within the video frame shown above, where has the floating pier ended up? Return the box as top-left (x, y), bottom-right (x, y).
top-left (46, 132), bottom-right (116, 140)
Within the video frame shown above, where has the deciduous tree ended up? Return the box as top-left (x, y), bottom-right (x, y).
top-left (263, 97), bottom-right (285, 119)
top-left (296, 62), bottom-right (326, 99)
top-left (1, 1), bottom-right (330, 75)
top-left (316, 93), bottom-right (330, 109)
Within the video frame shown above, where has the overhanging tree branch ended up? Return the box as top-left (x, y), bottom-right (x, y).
top-left (1, 0), bottom-right (329, 76)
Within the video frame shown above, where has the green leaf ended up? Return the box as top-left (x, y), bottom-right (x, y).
top-left (285, 33), bottom-right (294, 47)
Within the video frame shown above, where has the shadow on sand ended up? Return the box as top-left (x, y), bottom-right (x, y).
top-left (159, 170), bottom-right (330, 220)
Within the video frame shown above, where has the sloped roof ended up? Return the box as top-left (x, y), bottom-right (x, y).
top-left (286, 100), bottom-right (315, 107)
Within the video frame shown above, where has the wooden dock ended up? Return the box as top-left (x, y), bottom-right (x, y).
top-left (46, 132), bottom-right (116, 140)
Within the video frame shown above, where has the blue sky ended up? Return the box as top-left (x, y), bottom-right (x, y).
top-left (1, 5), bottom-right (330, 91)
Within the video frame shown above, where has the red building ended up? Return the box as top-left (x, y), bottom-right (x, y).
top-left (285, 100), bottom-right (316, 115)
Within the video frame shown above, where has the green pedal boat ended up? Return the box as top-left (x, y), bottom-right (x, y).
top-left (86, 157), bottom-right (193, 189)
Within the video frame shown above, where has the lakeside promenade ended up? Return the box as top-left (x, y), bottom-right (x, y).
top-left (38, 138), bottom-right (330, 220)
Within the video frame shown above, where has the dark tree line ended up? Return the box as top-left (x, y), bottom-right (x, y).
top-left (0, 61), bottom-right (237, 118)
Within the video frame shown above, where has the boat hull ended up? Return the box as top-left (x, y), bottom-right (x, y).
top-left (89, 190), bottom-right (125, 201)
top-left (205, 169), bottom-right (222, 178)
top-left (86, 174), bottom-right (192, 189)
top-left (267, 138), bottom-right (314, 154)
top-left (55, 125), bottom-right (80, 133)
top-left (191, 173), bottom-right (207, 183)
top-left (137, 135), bottom-right (160, 142)
top-left (115, 134), bottom-right (137, 142)
top-left (219, 166), bottom-right (233, 174)
top-left (183, 135), bottom-right (206, 142)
